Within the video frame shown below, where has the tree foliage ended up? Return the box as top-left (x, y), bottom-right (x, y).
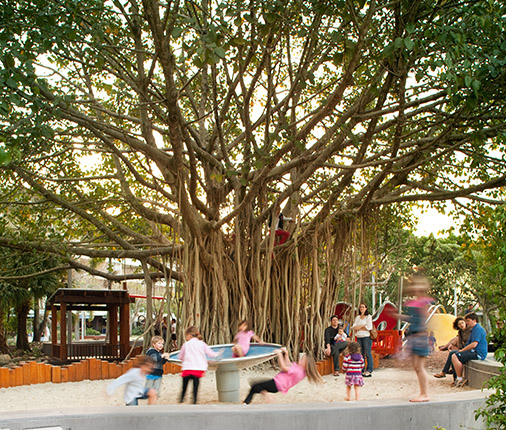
top-left (1, 0), bottom-right (506, 353)
top-left (0, 247), bottom-right (64, 351)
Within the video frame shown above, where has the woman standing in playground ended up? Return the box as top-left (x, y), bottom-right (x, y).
top-left (178, 326), bottom-right (222, 404)
top-left (243, 347), bottom-right (322, 404)
top-left (352, 303), bottom-right (374, 377)
top-left (401, 271), bottom-right (434, 402)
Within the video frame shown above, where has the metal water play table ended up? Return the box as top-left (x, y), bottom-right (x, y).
top-left (169, 343), bottom-right (281, 402)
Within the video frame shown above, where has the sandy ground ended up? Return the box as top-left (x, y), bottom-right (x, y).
top-left (0, 351), bottom-right (473, 411)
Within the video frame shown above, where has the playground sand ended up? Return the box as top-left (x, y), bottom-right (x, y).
top-left (0, 351), bottom-right (472, 411)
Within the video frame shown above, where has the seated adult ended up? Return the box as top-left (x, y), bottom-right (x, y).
top-left (324, 315), bottom-right (349, 376)
top-left (488, 319), bottom-right (506, 353)
top-left (450, 312), bottom-right (487, 387)
top-left (434, 316), bottom-right (471, 378)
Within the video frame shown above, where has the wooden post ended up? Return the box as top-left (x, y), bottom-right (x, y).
top-left (22, 363), bottom-right (31, 385)
top-left (0, 367), bottom-right (9, 388)
top-left (9, 367), bottom-right (19, 387)
top-left (61, 367), bottom-right (69, 383)
top-left (75, 362), bottom-right (84, 382)
top-left (44, 364), bottom-right (52, 383)
top-left (51, 305), bottom-right (58, 357)
top-left (51, 366), bottom-right (62, 383)
top-left (60, 302), bottom-right (67, 362)
top-left (119, 302), bottom-right (130, 359)
top-left (28, 361), bottom-right (38, 384)
top-left (66, 364), bottom-right (76, 382)
top-left (101, 360), bottom-right (109, 380)
top-left (109, 304), bottom-right (118, 356)
top-left (89, 358), bottom-right (100, 380)
top-left (81, 359), bottom-right (90, 380)
top-left (108, 362), bottom-right (117, 379)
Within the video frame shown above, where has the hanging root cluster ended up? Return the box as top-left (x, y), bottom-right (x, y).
top-left (178, 214), bottom-right (376, 359)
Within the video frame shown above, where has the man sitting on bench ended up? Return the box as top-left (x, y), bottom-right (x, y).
top-left (324, 315), bottom-right (349, 376)
top-left (451, 312), bottom-right (487, 387)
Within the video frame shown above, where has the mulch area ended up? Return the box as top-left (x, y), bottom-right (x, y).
top-left (379, 349), bottom-right (448, 372)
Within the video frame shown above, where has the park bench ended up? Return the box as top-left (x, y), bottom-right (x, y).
top-left (464, 353), bottom-right (503, 388)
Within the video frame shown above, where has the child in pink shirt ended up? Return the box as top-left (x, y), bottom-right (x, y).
top-left (179, 326), bottom-right (222, 404)
top-left (232, 320), bottom-right (263, 357)
top-left (243, 347), bottom-right (322, 404)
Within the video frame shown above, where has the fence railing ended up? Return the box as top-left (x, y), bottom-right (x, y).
top-left (67, 343), bottom-right (121, 361)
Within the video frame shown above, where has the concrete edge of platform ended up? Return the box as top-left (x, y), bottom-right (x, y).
top-left (0, 389), bottom-right (491, 430)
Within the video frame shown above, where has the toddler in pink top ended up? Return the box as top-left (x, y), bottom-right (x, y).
top-left (232, 320), bottom-right (263, 357)
top-left (243, 347), bottom-right (322, 404)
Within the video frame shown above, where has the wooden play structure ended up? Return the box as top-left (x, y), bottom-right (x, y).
top-left (45, 288), bottom-right (135, 363)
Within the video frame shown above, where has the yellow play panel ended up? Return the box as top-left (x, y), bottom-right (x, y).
top-left (426, 309), bottom-right (458, 347)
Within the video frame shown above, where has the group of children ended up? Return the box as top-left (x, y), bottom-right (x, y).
top-left (107, 318), bottom-right (369, 405)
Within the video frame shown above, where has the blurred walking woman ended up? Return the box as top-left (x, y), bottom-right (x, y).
top-left (352, 303), bottom-right (373, 377)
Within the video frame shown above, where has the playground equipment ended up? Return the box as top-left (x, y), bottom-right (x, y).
top-left (45, 288), bottom-right (134, 363)
top-left (169, 343), bottom-right (281, 403)
top-left (333, 301), bottom-right (404, 357)
top-left (425, 304), bottom-right (457, 347)
top-left (372, 301), bottom-right (399, 331)
top-left (334, 301), bottom-right (400, 331)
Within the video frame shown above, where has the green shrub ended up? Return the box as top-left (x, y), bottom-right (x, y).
top-left (475, 318), bottom-right (506, 429)
top-left (131, 326), bottom-right (144, 336)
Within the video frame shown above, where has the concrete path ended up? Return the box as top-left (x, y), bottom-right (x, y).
top-left (0, 389), bottom-right (490, 430)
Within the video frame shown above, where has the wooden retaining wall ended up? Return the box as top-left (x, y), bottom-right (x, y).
top-left (0, 358), bottom-right (182, 389)
top-left (1, 353), bottom-right (380, 387)
top-left (315, 352), bottom-right (380, 376)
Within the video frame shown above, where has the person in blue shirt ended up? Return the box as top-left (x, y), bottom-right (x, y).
top-left (451, 312), bottom-right (487, 387)
top-left (145, 335), bottom-right (170, 395)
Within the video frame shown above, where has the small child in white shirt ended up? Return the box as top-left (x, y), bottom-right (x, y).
top-left (334, 325), bottom-right (348, 343)
top-left (107, 355), bottom-right (157, 405)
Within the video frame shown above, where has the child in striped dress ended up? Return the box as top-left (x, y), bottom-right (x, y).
top-left (342, 342), bottom-right (364, 401)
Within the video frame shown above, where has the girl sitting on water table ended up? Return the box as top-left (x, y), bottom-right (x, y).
top-left (243, 347), bottom-right (323, 404)
top-left (232, 319), bottom-right (263, 357)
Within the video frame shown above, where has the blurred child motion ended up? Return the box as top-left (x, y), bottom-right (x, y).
top-left (107, 355), bottom-right (157, 405)
top-left (398, 269), bottom-right (434, 403)
top-left (232, 319), bottom-right (263, 357)
top-left (243, 347), bottom-right (322, 404)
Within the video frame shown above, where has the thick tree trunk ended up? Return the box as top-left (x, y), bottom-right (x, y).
top-left (32, 299), bottom-right (40, 342)
top-left (0, 307), bottom-right (9, 354)
top-left (16, 300), bottom-right (31, 351)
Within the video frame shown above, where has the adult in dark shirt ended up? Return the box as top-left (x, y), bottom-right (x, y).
top-left (324, 315), bottom-right (349, 376)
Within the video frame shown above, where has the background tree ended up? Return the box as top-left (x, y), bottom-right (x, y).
top-left (461, 204), bottom-right (506, 315)
top-left (0, 247), bottom-right (64, 351)
top-left (1, 0), bottom-right (506, 354)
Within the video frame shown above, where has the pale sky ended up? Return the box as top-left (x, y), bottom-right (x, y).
top-left (415, 206), bottom-right (458, 237)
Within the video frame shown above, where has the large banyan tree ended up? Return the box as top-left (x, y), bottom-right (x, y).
top-left (1, 0), bottom-right (506, 355)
